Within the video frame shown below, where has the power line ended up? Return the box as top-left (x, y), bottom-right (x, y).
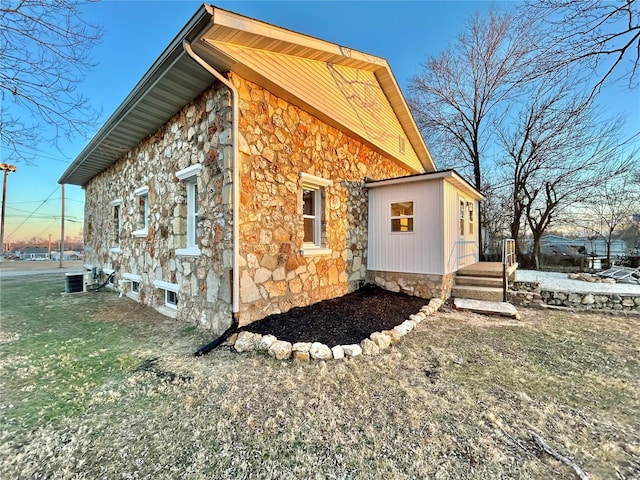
top-left (5, 186), bottom-right (60, 241)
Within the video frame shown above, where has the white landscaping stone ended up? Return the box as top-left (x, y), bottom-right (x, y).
top-left (393, 324), bottom-right (409, 336)
top-left (370, 332), bottom-right (391, 350)
top-left (292, 342), bottom-right (312, 353)
top-left (402, 319), bottom-right (416, 332)
top-left (309, 342), bottom-right (333, 361)
top-left (268, 340), bottom-right (292, 360)
top-left (257, 334), bottom-right (277, 352)
top-left (331, 345), bottom-right (345, 360)
top-left (428, 298), bottom-right (443, 310)
top-left (360, 338), bottom-right (380, 356)
top-left (234, 331), bottom-right (262, 352)
top-left (342, 344), bottom-right (362, 357)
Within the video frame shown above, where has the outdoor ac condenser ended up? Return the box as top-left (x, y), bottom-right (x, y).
top-left (64, 272), bottom-right (90, 294)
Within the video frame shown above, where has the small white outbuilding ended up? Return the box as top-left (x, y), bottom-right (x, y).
top-left (365, 170), bottom-right (484, 299)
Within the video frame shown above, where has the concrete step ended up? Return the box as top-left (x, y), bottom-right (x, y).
top-left (451, 285), bottom-right (504, 302)
top-left (453, 298), bottom-right (520, 319)
top-left (455, 275), bottom-right (503, 288)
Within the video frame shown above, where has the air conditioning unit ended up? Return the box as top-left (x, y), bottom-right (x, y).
top-left (65, 272), bottom-right (90, 294)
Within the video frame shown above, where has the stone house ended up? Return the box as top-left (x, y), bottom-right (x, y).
top-left (59, 4), bottom-right (482, 334)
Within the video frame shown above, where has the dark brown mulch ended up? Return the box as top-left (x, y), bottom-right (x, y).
top-left (239, 284), bottom-right (426, 346)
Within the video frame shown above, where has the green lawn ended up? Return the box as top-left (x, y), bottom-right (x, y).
top-left (1, 273), bottom-right (638, 479)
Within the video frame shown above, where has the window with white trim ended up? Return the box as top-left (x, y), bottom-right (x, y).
top-left (175, 164), bottom-right (202, 256)
top-left (165, 290), bottom-right (178, 308)
top-left (390, 201), bottom-right (414, 233)
top-left (468, 202), bottom-right (474, 235)
top-left (122, 272), bottom-right (142, 300)
top-left (133, 186), bottom-right (149, 237)
top-left (459, 200), bottom-right (465, 236)
top-left (109, 200), bottom-right (122, 246)
top-left (300, 172), bottom-right (332, 256)
top-left (153, 279), bottom-right (179, 312)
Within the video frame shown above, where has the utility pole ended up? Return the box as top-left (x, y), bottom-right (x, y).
top-left (0, 163), bottom-right (17, 261)
top-left (59, 184), bottom-right (65, 269)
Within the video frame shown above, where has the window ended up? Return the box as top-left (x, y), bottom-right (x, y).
top-left (153, 280), bottom-right (179, 315)
top-left (165, 290), bottom-right (178, 308)
top-left (300, 172), bottom-right (332, 256)
top-left (468, 202), bottom-right (474, 235)
top-left (188, 183), bottom-right (198, 247)
top-left (175, 164), bottom-right (202, 256)
top-left (108, 200), bottom-right (122, 253)
top-left (122, 273), bottom-right (142, 300)
top-left (86, 214), bottom-right (92, 243)
top-left (390, 201), bottom-right (414, 233)
top-left (133, 186), bottom-right (149, 237)
top-left (459, 200), bottom-right (465, 236)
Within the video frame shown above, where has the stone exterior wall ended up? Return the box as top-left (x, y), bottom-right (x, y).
top-left (84, 84), bottom-right (234, 333)
top-left (231, 74), bottom-right (414, 325)
top-left (367, 270), bottom-right (455, 301)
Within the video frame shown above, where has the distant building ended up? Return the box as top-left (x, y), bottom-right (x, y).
top-left (19, 247), bottom-right (50, 260)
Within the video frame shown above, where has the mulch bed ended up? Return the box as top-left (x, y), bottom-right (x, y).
top-left (239, 284), bottom-right (427, 345)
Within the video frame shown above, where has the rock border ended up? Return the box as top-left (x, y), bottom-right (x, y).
top-left (230, 298), bottom-right (443, 361)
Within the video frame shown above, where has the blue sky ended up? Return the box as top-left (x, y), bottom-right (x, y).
top-left (3, 0), bottom-right (638, 244)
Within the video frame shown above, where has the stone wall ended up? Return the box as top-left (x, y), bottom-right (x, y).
top-left (509, 281), bottom-right (640, 312)
top-left (232, 74), bottom-right (414, 325)
top-left (84, 83), bottom-right (234, 333)
top-left (367, 270), bottom-right (455, 301)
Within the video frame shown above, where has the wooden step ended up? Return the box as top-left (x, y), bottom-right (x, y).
top-left (453, 298), bottom-right (519, 318)
top-left (455, 275), bottom-right (503, 288)
top-left (451, 285), bottom-right (504, 302)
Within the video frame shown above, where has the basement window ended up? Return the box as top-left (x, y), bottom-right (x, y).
top-left (122, 272), bottom-right (142, 300)
top-left (153, 279), bottom-right (179, 318)
top-left (390, 201), bottom-right (414, 233)
top-left (300, 172), bottom-right (332, 256)
top-left (133, 186), bottom-right (149, 238)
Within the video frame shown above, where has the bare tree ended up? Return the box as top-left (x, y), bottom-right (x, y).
top-left (497, 71), bottom-right (634, 268)
top-left (0, 0), bottom-right (102, 163)
top-left (409, 9), bottom-right (535, 190)
top-left (409, 9), bottom-right (538, 258)
top-left (524, 0), bottom-right (640, 96)
top-left (575, 169), bottom-right (640, 266)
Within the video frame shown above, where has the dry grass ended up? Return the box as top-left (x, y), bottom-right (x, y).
top-left (1, 274), bottom-right (639, 479)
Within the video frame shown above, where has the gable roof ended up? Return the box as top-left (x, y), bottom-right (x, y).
top-left (59, 4), bottom-right (435, 186)
top-left (365, 169), bottom-right (484, 201)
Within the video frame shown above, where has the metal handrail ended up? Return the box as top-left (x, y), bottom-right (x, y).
top-left (502, 239), bottom-right (516, 301)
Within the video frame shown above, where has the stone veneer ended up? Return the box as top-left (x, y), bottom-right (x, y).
top-left (82, 71), bottom-right (442, 333)
top-left (83, 83), bottom-right (234, 333)
top-left (367, 270), bottom-right (455, 301)
top-left (509, 281), bottom-right (640, 312)
top-left (231, 74), bottom-right (413, 325)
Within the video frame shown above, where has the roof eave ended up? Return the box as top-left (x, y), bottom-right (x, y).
top-left (58, 4), bottom-right (216, 186)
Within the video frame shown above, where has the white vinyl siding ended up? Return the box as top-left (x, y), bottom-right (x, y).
top-left (211, 41), bottom-right (424, 173)
top-left (368, 181), bottom-right (444, 275)
top-left (443, 182), bottom-right (478, 272)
